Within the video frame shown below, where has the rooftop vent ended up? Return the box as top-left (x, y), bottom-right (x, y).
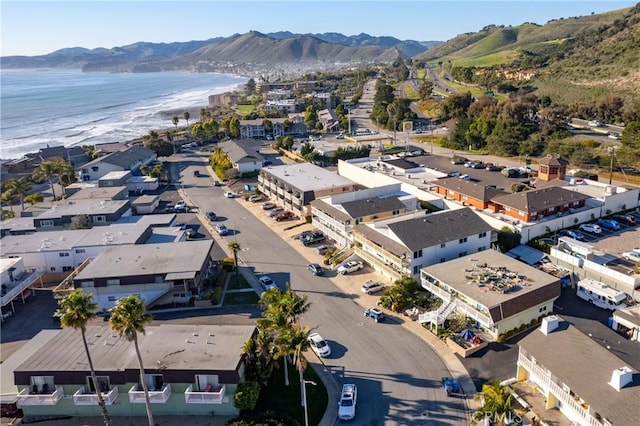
top-left (609, 366), bottom-right (633, 391)
top-left (540, 315), bottom-right (559, 335)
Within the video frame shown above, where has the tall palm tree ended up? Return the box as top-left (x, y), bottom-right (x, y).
top-left (55, 159), bottom-right (75, 198)
top-left (227, 240), bottom-right (241, 285)
top-left (276, 324), bottom-right (311, 401)
top-left (32, 159), bottom-right (61, 200)
top-left (6, 178), bottom-right (32, 211)
top-left (109, 296), bottom-right (154, 426)
top-left (183, 111), bottom-right (190, 126)
top-left (172, 115), bottom-right (179, 130)
top-left (56, 289), bottom-right (112, 426)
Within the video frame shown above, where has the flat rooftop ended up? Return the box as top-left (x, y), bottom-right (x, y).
top-left (263, 162), bottom-right (355, 192)
top-left (36, 199), bottom-right (129, 219)
top-left (14, 324), bottom-right (256, 374)
top-left (422, 250), bottom-right (559, 308)
top-left (73, 240), bottom-right (213, 280)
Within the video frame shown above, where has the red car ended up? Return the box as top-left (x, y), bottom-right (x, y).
top-left (275, 211), bottom-right (295, 221)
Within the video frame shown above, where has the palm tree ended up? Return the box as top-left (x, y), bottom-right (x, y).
top-left (56, 290), bottom-right (112, 426)
top-left (109, 296), bottom-right (154, 426)
top-left (183, 111), bottom-right (190, 126)
top-left (227, 240), bottom-right (241, 285)
top-left (172, 115), bottom-right (179, 130)
top-left (473, 380), bottom-right (520, 425)
top-left (166, 130), bottom-right (176, 155)
top-left (6, 178), bottom-right (32, 211)
top-left (55, 159), bottom-right (76, 198)
top-left (276, 324), bottom-right (311, 403)
top-left (32, 159), bottom-right (61, 200)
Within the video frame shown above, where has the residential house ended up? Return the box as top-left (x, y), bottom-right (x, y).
top-left (265, 89), bottom-right (292, 101)
top-left (219, 140), bottom-right (264, 174)
top-left (68, 240), bottom-right (216, 310)
top-left (264, 99), bottom-right (298, 115)
top-left (434, 177), bottom-right (507, 211)
top-left (1, 215), bottom-right (180, 281)
top-left (78, 146), bottom-right (156, 181)
top-left (491, 186), bottom-right (590, 223)
top-left (311, 184), bottom-right (416, 248)
top-left (516, 315), bottom-right (639, 425)
top-left (33, 199), bottom-right (131, 231)
top-left (294, 80), bottom-right (317, 93)
top-left (354, 207), bottom-right (495, 281)
top-left (25, 145), bottom-right (89, 167)
top-left (238, 119), bottom-right (285, 140)
top-left (317, 109), bottom-right (340, 133)
top-left (258, 163), bottom-right (357, 218)
top-left (65, 185), bottom-right (129, 201)
top-left (1, 257), bottom-right (44, 320)
top-left (420, 250), bottom-right (561, 340)
top-left (256, 81), bottom-right (291, 93)
top-left (9, 324), bottom-right (256, 418)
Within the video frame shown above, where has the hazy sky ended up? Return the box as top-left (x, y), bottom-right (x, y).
top-left (1, 1), bottom-right (636, 57)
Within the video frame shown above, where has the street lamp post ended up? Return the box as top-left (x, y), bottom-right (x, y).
top-left (302, 379), bottom-right (317, 426)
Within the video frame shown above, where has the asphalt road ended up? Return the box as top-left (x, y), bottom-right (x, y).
top-left (178, 152), bottom-right (468, 426)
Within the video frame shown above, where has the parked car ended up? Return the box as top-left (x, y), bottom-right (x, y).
top-left (338, 384), bottom-right (357, 421)
top-left (258, 276), bottom-right (277, 291)
top-left (268, 207), bottom-right (284, 217)
top-left (622, 251), bottom-right (640, 263)
top-left (301, 231), bottom-right (326, 246)
top-left (363, 306), bottom-right (384, 322)
top-left (361, 281), bottom-right (384, 294)
top-left (608, 132), bottom-right (621, 140)
top-left (275, 211), bottom-right (295, 221)
top-left (486, 165), bottom-right (501, 172)
top-left (308, 333), bottom-right (331, 358)
top-left (472, 162), bottom-right (485, 169)
top-left (597, 218), bottom-right (621, 231)
top-left (579, 223), bottom-right (602, 234)
top-left (249, 194), bottom-right (264, 203)
top-left (193, 170), bottom-right (201, 177)
top-left (261, 202), bottom-right (275, 210)
top-left (307, 263), bottom-right (324, 276)
top-left (316, 245), bottom-right (334, 255)
top-left (175, 200), bottom-right (186, 209)
top-left (206, 211), bottom-right (217, 221)
top-left (613, 214), bottom-right (636, 226)
top-left (215, 224), bottom-right (229, 236)
top-left (458, 174), bottom-right (470, 181)
top-left (451, 158), bottom-right (465, 165)
top-left (337, 260), bottom-right (364, 275)
top-left (447, 171), bottom-right (461, 177)
top-left (560, 229), bottom-right (585, 241)
top-left (588, 120), bottom-right (604, 127)
top-left (184, 228), bottom-right (196, 239)
top-left (173, 205), bottom-right (187, 213)
top-left (224, 191), bottom-right (236, 198)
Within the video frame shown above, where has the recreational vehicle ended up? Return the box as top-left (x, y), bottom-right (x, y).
top-left (576, 279), bottom-right (628, 310)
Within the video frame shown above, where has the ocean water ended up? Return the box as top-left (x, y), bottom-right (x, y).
top-left (0, 69), bottom-right (247, 160)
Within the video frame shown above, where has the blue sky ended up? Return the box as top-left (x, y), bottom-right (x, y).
top-left (1, 1), bottom-right (636, 56)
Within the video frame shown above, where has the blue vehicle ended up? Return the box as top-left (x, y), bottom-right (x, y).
top-left (598, 219), bottom-right (621, 231)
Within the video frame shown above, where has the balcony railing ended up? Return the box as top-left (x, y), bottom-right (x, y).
top-left (184, 384), bottom-right (226, 404)
top-left (128, 383), bottom-right (172, 404)
top-left (1, 269), bottom-right (44, 307)
top-left (16, 385), bottom-right (63, 406)
top-left (73, 385), bottom-right (118, 405)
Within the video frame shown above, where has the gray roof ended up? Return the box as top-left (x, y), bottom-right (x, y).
top-left (262, 163), bottom-right (355, 192)
top-left (73, 240), bottom-right (213, 280)
top-left (492, 186), bottom-right (589, 213)
top-left (14, 324), bottom-right (256, 375)
top-left (435, 177), bottom-right (508, 201)
top-left (310, 199), bottom-right (351, 222)
top-left (383, 158), bottom-right (421, 170)
top-left (341, 196), bottom-right (406, 219)
top-left (519, 319), bottom-right (640, 426)
top-left (82, 146), bottom-right (155, 169)
top-left (36, 199), bottom-right (130, 219)
top-left (537, 154), bottom-right (569, 166)
top-left (387, 208), bottom-right (493, 251)
top-left (354, 223), bottom-right (409, 257)
top-left (220, 139), bottom-right (263, 163)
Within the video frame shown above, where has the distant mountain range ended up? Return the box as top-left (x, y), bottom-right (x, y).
top-left (0, 31), bottom-right (441, 73)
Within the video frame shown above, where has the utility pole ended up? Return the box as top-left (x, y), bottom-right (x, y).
top-left (608, 146), bottom-right (619, 184)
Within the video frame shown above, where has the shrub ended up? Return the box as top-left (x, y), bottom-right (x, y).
top-left (234, 381), bottom-right (260, 411)
top-left (496, 334), bottom-right (506, 344)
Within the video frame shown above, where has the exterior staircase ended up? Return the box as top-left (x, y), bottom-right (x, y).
top-left (419, 299), bottom-right (457, 326)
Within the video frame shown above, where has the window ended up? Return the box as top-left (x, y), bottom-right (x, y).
top-left (75, 249), bottom-right (86, 254)
top-left (413, 265), bottom-right (421, 275)
top-left (440, 243), bottom-right (446, 248)
top-left (40, 220), bottom-right (54, 227)
top-left (539, 306), bottom-right (547, 313)
top-left (92, 216), bottom-right (106, 223)
top-left (519, 211), bottom-right (525, 216)
top-left (478, 232), bottom-right (487, 238)
top-left (440, 258), bottom-right (446, 263)
top-left (81, 281), bottom-right (95, 288)
top-left (458, 251), bottom-right (467, 258)
top-left (108, 296), bottom-right (116, 302)
top-left (548, 207), bottom-right (555, 212)
top-left (195, 374), bottom-right (219, 392)
top-left (86, 376), bottom-right (110, 393)
top-left (141, 374), bottom-right (165, 391)
top-left (30, 376), bottom-right (55, 394)
top-left (62, 266), bottom-right (74, 272)
top-left (413, 249), bottom-right (423, 259)
top-left (91, 166), bottom-right (99, 172)
top-left (50, 267), bottom-right (56, 272)
top-left (59, 252), bottom-right (69, 257)
top-left (106, 279), bottom-right (120, 286)
top-left (458, 237), bottom-right (467, 244)
top-left (478, 246), bottom-right (486, 252)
